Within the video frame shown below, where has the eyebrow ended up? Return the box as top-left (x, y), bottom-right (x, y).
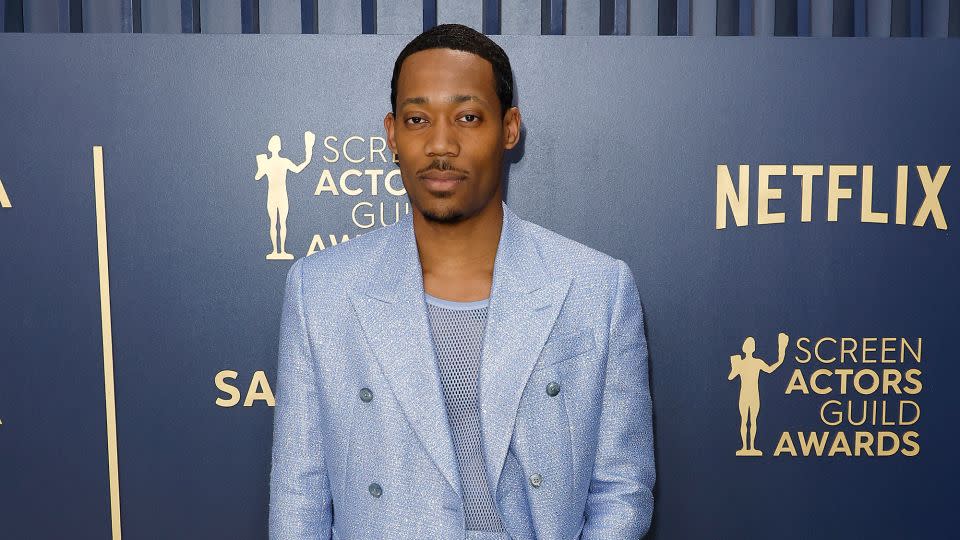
top-left (399, 94), bottom-right (487, 108)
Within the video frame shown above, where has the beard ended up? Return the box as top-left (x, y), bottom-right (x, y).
top-left (420, 202), bottom-right (467, 224)
top-left (409, 188), bottom-right (470, 224)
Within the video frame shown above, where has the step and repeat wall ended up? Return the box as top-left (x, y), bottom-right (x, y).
top-left (1, 34), bottom-right (957, 538)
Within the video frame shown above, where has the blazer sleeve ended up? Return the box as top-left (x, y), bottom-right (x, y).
top-left (268, 259), bottom-right (333, 539)
top-left (580, 259), bottom-right (656, 539)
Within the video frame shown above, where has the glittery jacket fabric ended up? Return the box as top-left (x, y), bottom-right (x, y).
top-left (268, 202), bottom-right (656, 539)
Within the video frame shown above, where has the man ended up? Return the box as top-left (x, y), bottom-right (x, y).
top-left (269, 23), bottom-right (655, 539)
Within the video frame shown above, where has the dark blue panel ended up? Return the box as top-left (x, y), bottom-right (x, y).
top-left (834, 0), bottom-right (854, 36)
top-left (738, 0), bottom-right (752, 35)
top-left (601, 0), bottom-right (629, 35)
top-left (300, 0), bottom-right (317, 34)
top-left (951, 0), bottom-right (960, 37)
top-left (892, 0), bottom-right (910, 36)
top-left (601, 0), bottom-right (614, 34)
top-left (180, 0), bottom-right (199, 33)
top-left (717, 0), bottom-right (739, 36)
top-left (58, 0), bottom-right (82, 33)
top-left (241, 0), bottom-right (259, 34)
top-left (3, 0), bottom-right (23, 32)
top-left (891, 0), bottom-right (925, 37)
top-left (541, 0), bottom-right (564, 34)
top-left (797, 0), bottom-right (811, 35)
top-left (361, 0), bottom-right (375, 34)
top-left (775, 0), bottom-right (797, 36)
top-left (911, 0), bottom-right (923, 36)
top-left (658, 0), bottom-right (677, 35)
top-left (483, 0), bottom-right (500, 34)
top-left (854, 0), bottom-right (867, 36)
top-left (423, 0), bottom-right (437, 31)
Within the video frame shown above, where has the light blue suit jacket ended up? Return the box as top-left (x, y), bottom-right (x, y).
top-left (269, 202), bottom-right (655, 539)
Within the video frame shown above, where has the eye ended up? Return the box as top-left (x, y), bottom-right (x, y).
top-left (405, 116), bottom-right (427, 126)
top-left (459, 114), bottom-right (480, 123)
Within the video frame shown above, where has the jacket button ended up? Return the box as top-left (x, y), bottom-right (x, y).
top-left (368, 483), bottom-right (382, 498)
top-left (359, 387), bottom-right (374, 402)
top-left (546, 381), bottom-right (561, 397)
top-left (529, 473), bottom-right (543, 488)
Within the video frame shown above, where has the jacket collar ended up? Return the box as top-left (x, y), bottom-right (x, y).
top-left (360, 201), bottom-right (550, 302)
top-left (350, 201), bottom-right (571, 498)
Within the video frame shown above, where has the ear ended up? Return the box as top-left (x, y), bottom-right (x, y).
top-left (384, 112), bottom-right (398, 156)
top-left (503, 107), bottom-right (521, 150)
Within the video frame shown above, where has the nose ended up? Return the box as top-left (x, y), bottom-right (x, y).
top-left (423, 117), bottom-right (459, 157)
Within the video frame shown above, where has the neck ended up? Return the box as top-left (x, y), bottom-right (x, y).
top-left (413, 197), bottom-right (504, 302)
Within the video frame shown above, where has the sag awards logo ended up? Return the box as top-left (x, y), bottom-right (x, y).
top-left (215, 130), bottom-right (409, 407)
top-left (727, 333), bottom-right (923, 458)
top-left (253, 130), bottom-right (409, 261)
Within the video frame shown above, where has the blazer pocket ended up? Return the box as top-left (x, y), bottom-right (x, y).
top-left (533, 327), bottom-right (596, 370)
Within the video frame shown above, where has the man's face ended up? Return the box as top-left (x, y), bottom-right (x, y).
top-left (385, 48), bottom-right (520, 224)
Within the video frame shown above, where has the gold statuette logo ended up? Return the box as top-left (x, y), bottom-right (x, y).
top-left (256, 131), bottom-right (316, 260)
top-left (248, 131), bottom-right (409, 259)
top-left (728, 333), bottom-right (788, 456)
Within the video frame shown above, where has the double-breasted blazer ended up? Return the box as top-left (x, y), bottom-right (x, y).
top-left (269, 201), bottom-right (655, 539)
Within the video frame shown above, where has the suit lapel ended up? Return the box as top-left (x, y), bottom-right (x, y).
top-left (348, 202), bottom-right (570, 501)
top-left (349, 212), bottom-right (463, 500)
top-left (480, 203), bottom-right (571, 496)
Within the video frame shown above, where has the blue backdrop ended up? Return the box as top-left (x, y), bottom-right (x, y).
top-left (0, 34), bottom-right (957, 538)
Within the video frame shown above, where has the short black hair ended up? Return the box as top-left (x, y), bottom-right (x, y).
top-left (390, 23), bottom-right (514, 117)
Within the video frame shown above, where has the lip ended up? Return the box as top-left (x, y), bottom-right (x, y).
top-left (419, 173), bottom-right (466, 192)
top-left (420, 172), bottom-right (466, 181)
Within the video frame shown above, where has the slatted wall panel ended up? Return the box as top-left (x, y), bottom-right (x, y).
top-left (1, 0), bottom-right (958, 36)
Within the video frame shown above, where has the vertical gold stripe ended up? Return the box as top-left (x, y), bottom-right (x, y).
top-left (93, 146), bottom-right (122, 540)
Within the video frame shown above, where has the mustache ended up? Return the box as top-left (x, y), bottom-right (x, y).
top-left (417, 160), bottom-right (467, 176)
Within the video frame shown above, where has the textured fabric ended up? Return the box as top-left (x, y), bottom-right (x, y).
top-left (424, 294), bottom-right (506, 533)
top-left (464, 531), bottom-right (511, 540)
top-left (268, 201), bottom-right (656, 540)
